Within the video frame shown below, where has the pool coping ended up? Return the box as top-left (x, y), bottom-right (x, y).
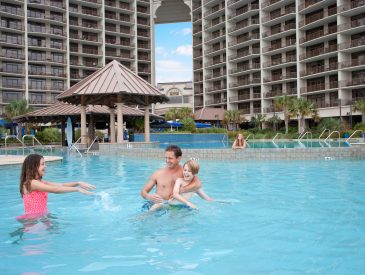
top-left (99, 143), bottom-right (365, 161)
top-left (0, 155), bottom-right (63, 166)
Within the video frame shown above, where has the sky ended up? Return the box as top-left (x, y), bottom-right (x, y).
top-left (154, 22), bottom-right (192, 84)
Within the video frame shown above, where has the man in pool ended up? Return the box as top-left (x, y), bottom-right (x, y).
top-left (140, 145), bottom-right (201, 210)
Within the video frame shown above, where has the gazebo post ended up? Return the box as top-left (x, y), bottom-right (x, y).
top-left (109, 108), bottom-right (116, 143)
top-left (89, 113), bottom-right (95, 142)
top-left (80, 105), bottom-right (87, 144)
top-left (116, 97), bottom-right (124, 143)
top-left (144, 97), bottom-right (150, 142)
top-left (61, 116), bottom-right (66, 146)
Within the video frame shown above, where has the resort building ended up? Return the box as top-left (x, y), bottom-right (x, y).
top-left (153, 81), bottom-right (193, 115)
top-left (1, 0), bottom-right (364, 125)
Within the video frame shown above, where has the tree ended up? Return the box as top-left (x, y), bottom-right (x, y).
top-left (251, 114), bottom-right (266, 130)
top-left (274, 96), bottom-right (293, 134)
top-left (178, 107), bottom-right (194, 120)
top-left (165, 107), bottom-right (180, 122)
top-left (291, 98), bottom-right (316, 134)
top-left (266, 114), bottom-right (282, 131)
top-left (353, 99), bottom-right (365, 123)
top-left (223, 110), bottom-right (242, 131)
top-left (4, 99), bottom-right (33, 119)
top-left (4, 99), bottom-right (33, 135)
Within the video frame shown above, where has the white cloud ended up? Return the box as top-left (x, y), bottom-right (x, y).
top-left (170, 28), bottom-right (192, 36)
top-left (175, 45), bottom-right (192, 56)
top-left (156, 60), bottom-right (192, 83)
top-left (155, 46), bottom-right (169, 57)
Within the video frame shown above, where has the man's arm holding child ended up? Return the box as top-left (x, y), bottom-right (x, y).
top-left (172, 179), bottom-right (197, 209)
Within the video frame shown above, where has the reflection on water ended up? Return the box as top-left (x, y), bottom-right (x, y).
top-left (9, 213), bottom-right (60, 245)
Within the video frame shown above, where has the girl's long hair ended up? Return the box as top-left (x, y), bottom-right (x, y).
top-left (235, 134), bottom-right (244, 147)
top-left (20, 154), bottom-right (43, 197)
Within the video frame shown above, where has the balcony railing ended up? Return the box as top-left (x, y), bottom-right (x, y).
top-left (346, 78), bottom-right (365, 87)
top-left (230, 94), bottom-right (251, 102)
top-left (264, 73), bottom-right (297, 82)
top-left (0, 6), bottom-right (24, 16)
top-left (262, 7), bottom-right (295, 23)
top-left (228, 3), bottom-right (259, 20)
top-left (262, 23), bottom-right (296, 38)
top-left (300, 82), bottom-right (338, 93)
top-left (229, 78), bottom-right (260, 88)
top-left (341, 59), bottom-right (365, 68)
top-left (205, 85), bottom-right (227, 93)
top-left (300, 63), bottom-right (338, 76)
top-left (229, 63), bottom-right (260, 73)
top-left (229, 48), bottom-right (260, 60)
top-left (300, 27), bottom-right (337, 44)
top-left (339, 38), bottom-right (365, 50)
top-left (300, 44), bottom-right (338, 60)
top-left (228, 33), bottom-right (260, 47)
top-left (205, 98), bottom-right (227, 105)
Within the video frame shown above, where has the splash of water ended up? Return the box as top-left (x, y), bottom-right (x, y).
top-left (94, 191), bottom-right (121, 212)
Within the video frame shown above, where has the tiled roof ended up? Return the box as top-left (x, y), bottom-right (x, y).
top-left (57, 60), bottom-right (168, 107)
top-left (194, 107), bottom-right (225, 121)
top-left (14, 102), bottom-right (161, 123)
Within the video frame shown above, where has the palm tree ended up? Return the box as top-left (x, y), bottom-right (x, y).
top-left (252, 114), bottom-right (266, 130)
top-left (223, 110), bottom-right (242, 130)
top-left (291, 98), bottom-right (316, 134)
top-left (178, 107), bottom-right (194, 120)
top-left (353, 99), bottom-right (365, 123)
top-left (164, 107), bottom-right (180, 122)
top-left (267, 114), bottom-right (282, 131)
top-left (4, 99), bottom-right (33, 120)
top-left (4, 99), bottom-right (33, 136)
top-left (274, 96), bottom-right (293, 134)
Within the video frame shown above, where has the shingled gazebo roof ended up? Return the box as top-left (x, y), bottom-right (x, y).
top-left (57, 60), bottom-right (168, 107)
top-left (14, 102), bottom-right (161, 123)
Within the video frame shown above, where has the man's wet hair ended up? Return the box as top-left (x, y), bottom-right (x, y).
top-left (165, 145), bottom-right (182, 158)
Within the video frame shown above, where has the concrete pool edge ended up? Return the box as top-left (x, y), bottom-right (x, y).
top-left (0, 155), bottom-right (63, 166)
top-left (99, 144), bottom-right (365, 161)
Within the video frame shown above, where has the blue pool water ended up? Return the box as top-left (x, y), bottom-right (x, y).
top-left (1, 154), bottom-right (365, 274)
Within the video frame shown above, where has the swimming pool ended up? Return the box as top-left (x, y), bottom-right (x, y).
top-left (1, 154), bottom-right (365, 274)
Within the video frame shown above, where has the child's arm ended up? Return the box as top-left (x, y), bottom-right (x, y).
top-left (196, 188), bottom-right (214, 202)
top-left (31, 180), bottom-right (94, 195)
top-left (45, 181), bottom-right (95, 192)
top-left (172, 179), bottom-right (197, 209)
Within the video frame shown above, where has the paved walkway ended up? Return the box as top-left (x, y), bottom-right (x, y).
top-left (0, 155), bottom-right (63, 166)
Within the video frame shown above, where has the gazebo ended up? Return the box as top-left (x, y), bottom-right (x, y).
top-left (56, 60), bottom-right (167, 144)
top-left (14, 102), bottom-right (161, 145)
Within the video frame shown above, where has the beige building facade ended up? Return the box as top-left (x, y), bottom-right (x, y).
top-left (1, 0), bottom-right (364, 124)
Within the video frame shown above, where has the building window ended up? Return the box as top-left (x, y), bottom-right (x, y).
top-left (29, 93), bottom-right (45, 104)
top-left (52, 80), bottom-right (64, 90)
top-left (29, 78), bottom-right (46, 90)
top-left (3, 91), bottom-right (23, 102)
top-left (3, 77), bottom-right (23, 88)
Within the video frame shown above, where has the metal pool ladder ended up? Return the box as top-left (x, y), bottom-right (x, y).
top-left (4, 134), bottom-right (25, 155)
top-left (346, 130), bottom-right (364, 144)
top-left (272, 133), bottom-right (282, 141)
top-left (319, 129), bottom-right (330, 139)
top-left (299, 131), bottom-right (312, 141)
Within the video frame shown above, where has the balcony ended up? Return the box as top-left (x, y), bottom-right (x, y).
top-left (262, 7), bottom-right (296, 24)
top-left (205, 71), bottom-right (226, 80)
top-left (229, 78), bottom-right (260, 88)
top-left (28, 0), bottom-right (66, 9)
top-left (205, 85), bottom-right (227, 93)
top-left (205, 98), bottom-right (227, 105)
top-left (261, 0), bottom-right (281, 9)
top-left (262, 23), bottom-right (296, 38)
top-left (230, 63), bottom-right (261, 74)
top-left (341, 59), bottom-right (365, 69)
top-left (299, 0), bottom-right (325, 11)
top-left (346, 78), bottom-right (365, 87)
top-left (0, 67), bottom-right (24, 74)
top-left (300, 63), bottom-right (338, 76)
top-left (264, 73), bottom-right (297, 82)
top-left (339, 38), bottom-right (365, 50)
top-left (340, 0), bottom-right (365, 12)
top-left (228, 33), bottom-right (260, 47)
top-left (300, 26), bottom-right (337, 44)
top-left (300, 44), bottom-right (338, 60)
top-left (265, 90), bottom-right (283, 98)
top-left (228, 3), bottom-right (259, 20)
top-left (2, 82), bottom-right (25, 89)
top-left (300, 82), bottom-right (338, 93)
top-left (229, 48), bottom-right (260, 60)
top-left (0, 5), bottom-right (23, 16)
top-left (229, 94), bottom-right (251, 102)
top-left (0, 21), bottom-right (24, 31)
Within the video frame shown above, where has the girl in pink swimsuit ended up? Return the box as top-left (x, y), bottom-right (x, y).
top-left (18, 154), bottom-right (96, 219)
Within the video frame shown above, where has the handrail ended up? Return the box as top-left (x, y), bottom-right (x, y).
top-left (272, 133), bottom-right (282, 141)
top-left (299, 131), bottom-right (312, 140)
top-left (22, 134), bottom-right (44, 148)
top-left (68, 137), bottom-right (83, 157)
top-left (319, 129), bottom-right (331, 139)
top-left (5, 134), bottom-right (25, 155)
top-left (245, 134), bottom-right (254, 140)
top-left (86, 136), bottom-right (101, 153)
top-left (324, 130), bottom-right (340, 142)
top-left (346, 130), bottom-right (364, 142)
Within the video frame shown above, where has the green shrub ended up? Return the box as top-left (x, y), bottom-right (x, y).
top-left (181, 117), bottom-right (196, 133)
top-left (317, 118), bottom-right (342, 131)
top-left (196, 127), bottom-right (227, 133)
top-left (35, 128), bottom-right (61, 143)
top-left (354, 122), bottom-right (365, 131)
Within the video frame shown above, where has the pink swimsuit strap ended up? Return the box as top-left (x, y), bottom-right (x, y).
top-left (23, 189), bottom-right (48, 215)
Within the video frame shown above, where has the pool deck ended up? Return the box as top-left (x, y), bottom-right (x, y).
top-left (0, 155), bottom-right (63, 166)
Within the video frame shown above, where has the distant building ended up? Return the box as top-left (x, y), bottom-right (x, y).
top-left (153, 81), bottom-right (193, 115)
